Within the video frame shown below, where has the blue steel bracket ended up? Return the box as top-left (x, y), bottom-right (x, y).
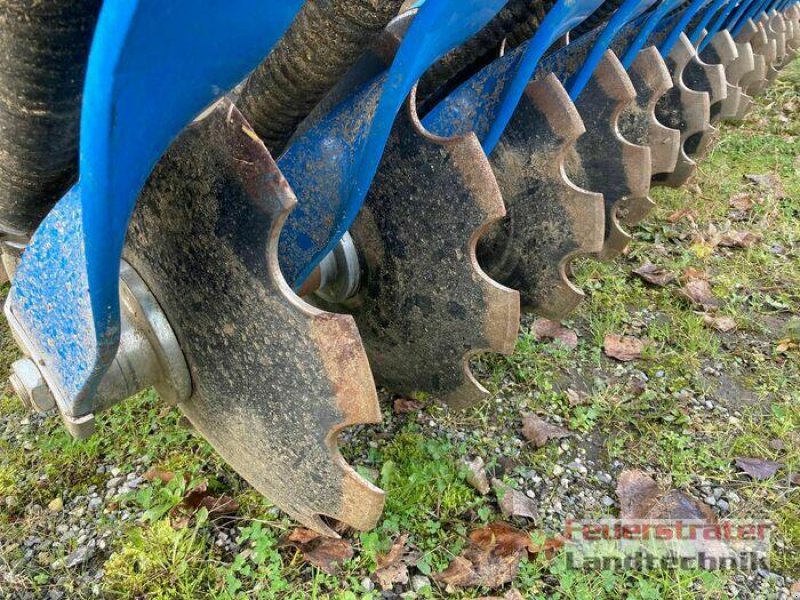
top-left (276, 0), bottom-right (513, 289)
top-left (6, 0), bottom-right (304, 419)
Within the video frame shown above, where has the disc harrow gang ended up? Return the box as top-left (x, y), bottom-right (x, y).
top-left (1, 0), bottom-right (796, 535)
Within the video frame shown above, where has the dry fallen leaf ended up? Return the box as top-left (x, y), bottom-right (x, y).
top-left (169, 481), bottom-right (239, 529)
top-left (617, 470), bottom-right (715, 521)
top-left (703, 314), bottom-right (737, 333)
top-left (679, 279), bottom-right (720, 311)
top-left (719, 230), bottom-right (761, 248)
top-left (393, 397), bottom-right (423, 414)
top-left (728, 192), bottom-right (758, 212)
top-left (374, 534), bottom-right (415, 591)
top-left (434, 523), bottom-right (533, 589)
top-left (667, 207), bottom-right (695, 223)
top-left (282, 528), bottom-right (353, 575)
top-left (142, 469), bottom-right (176, 485)
top-left (632, 263), bottom-right (675, 287)
top-left (532, 319), bottom-right (578, 350)
top-left (735, 457), bottom-right (784, 480)
top-left (464, 456), bottom-right (491, 495)
top-left (790, 473), bottom-right (800, 487)
top-left (616, 470), bottom-right (662, 519)
top-left (603, 334), bottom-right (647, 362)
top-left (565, 388), bottom-right (590, 407)
top-left (745, 173), bottom-right (786, 199)
top-left (521, 414), bottom-right (571, 448)
top-left (492, 479), bottom-right (538, 521)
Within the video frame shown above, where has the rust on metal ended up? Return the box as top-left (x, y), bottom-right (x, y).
top-left (617, 47), bottom-right (679, 203)
top-left (126, 101), bottom-right (384, 536)
top-left (569, 51), bottom-right (652, 261)
top-left (478, 74), bottom-right (604, 319)
top-left (652, 35), bottom-right (711, 188)
top-left (316, 91), bottom-right (520, 411)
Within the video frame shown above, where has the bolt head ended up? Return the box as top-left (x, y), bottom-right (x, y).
top-left (10, 358), bottom-right (55, 413)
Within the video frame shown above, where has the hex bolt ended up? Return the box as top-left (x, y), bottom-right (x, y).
top-left (9, 358), bottom-right (56, 413)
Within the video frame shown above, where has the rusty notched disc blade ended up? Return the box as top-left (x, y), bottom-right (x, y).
top-left (617, 46), bottom-right (678, 218)
top-left (568, 51), bottom-right (652, 261)
top-left (318, 93), bottom-right (520, 411)
top-left (652, 35), bottom-right (711, 188)
top-left (714, 40), bottom-right (757, 122)
top-left (698, 31), bottom-right (744, 123)
top-left (739, 22), bottom-right (774, 96)
top-left (479, 74), bottom-right (604, 320)
top-left (125, 100), bottom-right (384, 537)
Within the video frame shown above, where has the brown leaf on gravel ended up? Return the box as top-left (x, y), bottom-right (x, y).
top-left (464, 456), bottom-right (491, 495)
top-left (719, 230), bottom-right (761, 248)
top-left (703, 314), bottom-right (737, 333)
top-left (282, 528), bottom-right (354, 574)
top-left (169, 480), bottom-right (239, 528)
top-left (393, 397), bottom-right (423, 414)
top-left (735, 457), bottom-right (785, 480)
top-left (729, 192), bottom-right (760, 212)
top-left (603, 334), bottom-right (647, 362)
top-left (745, 173), bottom-right (786, 199)
top-left (492, 479), bottom-right (538, 521)
top-left (374, 534), bottom-right (415, 590)
top-left (565, 388), bottom-right (590, 407)
top-left (633, 263), bottom-right (676, 287)
top-left (521, 414), bottom-right (571, 448)
top-left (682, 267), bottom-right (708, 281)
top-left (679, 279), bottom-right (720, 311)
top-left (791, 581), bottom-right (800, 595)
top-left (435, 523), bottom-right (533, 589)
top-left (617, 470), bottom-right (662, 519)
top-left (617, 470), bottom-right (716, 521)
top-left (142, 469), bottom-right (176, 484)
top-left (532, 319), bottom-right (578, 350)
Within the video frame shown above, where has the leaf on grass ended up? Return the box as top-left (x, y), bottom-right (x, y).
top-left (735, 457), bottom-right (784, 480)
top-left (565, 388), bottom-right (590, 407)
top-left (142, 469), bottom-right (176, 484)
top-left (393, 397), bottom-right (423, 414)
top-left (435, 523), bottom-right (533, 589)
top-left (492, 479), bottom-right (538, 521)
top-left (532, 319), bottom-right (578, 350)
top-left (719, 230), bottom-right (761, 248)
top-left (703, 314), bottom-right (737, 333)
top-left (282, 528), bottom-right (353, 575)
top-left (603, 334), bottom-right (647, 362)
top-left (617, 470), bottom-right (715, 521)
top-left (679, 279), bottom-right (720, 311)
top-left (667, 207), bottom-right (694, 223)
top-left (169, 480), bottom-right (239, 528)
top-left (476, 589), bottom-right (525, 600)
top-left (374, 533), bottom-right (417, 591)
top-left (728, 192), bottom-right (758, 212)
top-left (745, 173), bottom-right (786, 199)
top-left (521, 414), bottom-right (571, 448)
top-left (632, 263), bottom-right (675, 287)
top-left (790, 473), bottom-right (800, 487)
top-left (463, 456), bottom-right (491, 495)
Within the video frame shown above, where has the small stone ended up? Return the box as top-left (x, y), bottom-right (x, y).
top-left (411, 575), bottom-right (431, 592)
top-left (596, 472), bottom-right (613, 485)
top-left (704, 496), bottom-right (716, 506)
top-left (601, 495), bottom-right (615, 507)
top-left (713, 487), bottom-right (725, 500)
top-left (88, 498), bottom-right (103, 511)
top-left (4, 495), bottom-right (18, 508)
top-left (47, 498), bottom-right (63, 512)
top-left (106, 477), bottom-right (123, 489)
top-left (716, 499), bottom-right (730, 512)
top-left (360, 577), bottom-right (374, 592)
top-left (64, 542), bottom-right (95, 569)
top-left (552, 465), bottom-right (564, 476)
top-left (110, 467), bottom-right (121, 477)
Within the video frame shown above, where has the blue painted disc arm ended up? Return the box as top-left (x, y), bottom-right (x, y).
top-left (8, 0), bottom-right (303, 417)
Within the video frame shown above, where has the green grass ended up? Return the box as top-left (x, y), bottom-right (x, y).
top-left (1, 61), bottom-right (798, 599)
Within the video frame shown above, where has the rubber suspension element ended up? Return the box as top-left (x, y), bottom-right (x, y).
top-left (237, 0), bottom-right (404, 157)
top-left (0, 0), bottom-right (102, 236)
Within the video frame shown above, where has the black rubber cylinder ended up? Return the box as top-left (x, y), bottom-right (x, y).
top-left (0, 1), bottom-right (102, 236)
